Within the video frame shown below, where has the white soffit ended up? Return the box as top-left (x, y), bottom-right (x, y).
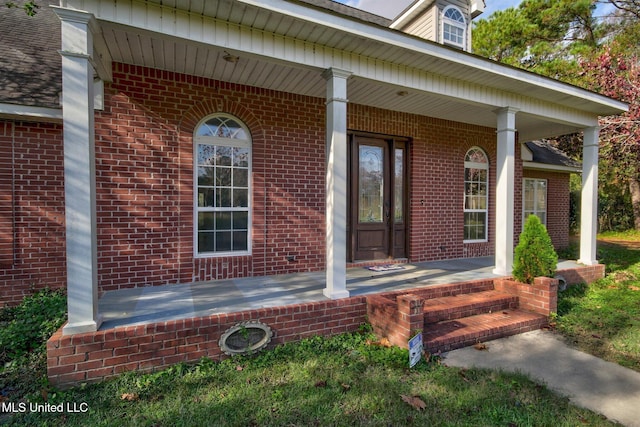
top-left (61, 0), bottom-right (627, 129)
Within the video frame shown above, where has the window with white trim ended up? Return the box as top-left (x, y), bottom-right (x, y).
top-left (194, 114), bottom-right (251, 256)
top-left (523, 178), bottom-right (547, 226)
top-left (442, 5), bottom-right (466, 49)
top-left (464, 147), bottom-right (489, 242)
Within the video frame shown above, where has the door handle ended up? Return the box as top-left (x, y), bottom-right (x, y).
top-left (385, 202), bottom-right (390, 224)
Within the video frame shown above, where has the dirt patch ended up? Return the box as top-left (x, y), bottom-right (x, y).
top-left (598, 239), bottom-right (640, 250)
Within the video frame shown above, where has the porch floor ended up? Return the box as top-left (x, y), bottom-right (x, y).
top-left (98, 257), bottom-right (581, 330)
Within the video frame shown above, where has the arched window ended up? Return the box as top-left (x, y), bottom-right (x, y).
top-left (194, 114), bottom-right (251, 256)
top-left (464, 147), bottom-right (488, 242)
top-left (442, 5), bottom-right (466, 49)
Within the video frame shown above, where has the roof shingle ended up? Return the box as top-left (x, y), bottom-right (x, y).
top-left (0, 0), bottom-right (61, 109)
top-left (525, 141), bottom-right (581, 169)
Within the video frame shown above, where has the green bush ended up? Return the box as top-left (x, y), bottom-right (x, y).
top-left (0, 288), bottom-right (67, 365)
top-left (513, 215), bottom-right (558, 284)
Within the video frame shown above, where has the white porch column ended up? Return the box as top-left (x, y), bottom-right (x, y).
top-left (493, 107), bottom-right (519, 276)
top-left (578, 126), bottom-right (600, 265)
top-left (322, 68), bottom-right (352, 299)
top-left (54, 8), bottom-right (103, 334)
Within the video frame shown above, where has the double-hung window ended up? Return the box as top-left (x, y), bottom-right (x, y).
top-left (194, 114), bottom-right (251, 256)
top-left (464, 147), bottom-right (489, 242)
top-left (523, 178), bottom-right (547, 226)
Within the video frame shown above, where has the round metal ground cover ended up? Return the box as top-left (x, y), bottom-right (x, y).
top-left (219, 321), bottom-right (273, 355)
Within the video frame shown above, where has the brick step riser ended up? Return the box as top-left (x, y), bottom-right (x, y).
top-left (402, 281), bottom-right (495, 301)
top-left (423, 312), bottom-right (548, 354)
top-left (424, 319), bottom-right (547, 353)
top-left (423, 297), bottom-right (518, 324)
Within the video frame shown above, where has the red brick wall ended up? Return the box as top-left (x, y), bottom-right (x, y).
top-left (521, 170), bottom-right (571, 250)
top-left (348, 104), bottom-right (497, 261)
top-left (47, 264), bottom-right (600, 388)
top-left (557, 264), bottom-right (605, 285)
top-left (47, 295), bottom-right (368, 387)
top-left (0, 120), bottom-right (66, 306)
top-left (1, 63), bottom-right (574, 302)
top-left (494, 277), bottom-right (558, 316)
top-left (96, 64), bottom-right (507, 292)
top-left (95, 64), bottom-right (328, 292)
top-left (0, 121), bottom-right (14, 267)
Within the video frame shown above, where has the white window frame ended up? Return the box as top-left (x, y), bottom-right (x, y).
top-left (523, 178), bottom-right (547, 227)
top-left (463, 147), bottom-right (489, 243)
top-left (194, 113), bottom-right (252, 257)
top-left (442, 5), bottom-right (466, 50)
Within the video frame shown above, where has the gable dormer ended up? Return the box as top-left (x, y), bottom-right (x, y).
top-left (390, 0), bottom-right (484, 52)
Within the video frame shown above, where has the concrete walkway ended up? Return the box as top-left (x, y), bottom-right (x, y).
top-left (443, 330), bottom-right (640, 427)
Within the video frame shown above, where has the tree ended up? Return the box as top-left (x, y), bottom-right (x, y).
top-left (473, 0), bottom-right (640, 231)
top-left (472, 0), bottom-right (599, 84)
top-left (513, 215), bottom-right (558, 284)
top-left (4, 1), bottom-right (38, 16)
top-left (580, 49), bottom-right (640, 230)
top-left (605, 0), bottom-right (640, 19)
top-left (472, 8), bottom-right (529, 64)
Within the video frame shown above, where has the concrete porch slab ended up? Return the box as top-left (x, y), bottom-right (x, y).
top-left (98, 257), bottom-right (582, 330)
top-left (48, 258), bottom-right (600, 388)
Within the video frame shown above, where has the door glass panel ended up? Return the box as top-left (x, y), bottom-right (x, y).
top-left (359, 145), bottom-right (384, 223)
top-left (394, 148), bottom-right (403, 223)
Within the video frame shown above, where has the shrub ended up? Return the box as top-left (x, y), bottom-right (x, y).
top-left (513, 215), bottom-right (558, 284)
top-left (0, 288), bottom-right (67, 365)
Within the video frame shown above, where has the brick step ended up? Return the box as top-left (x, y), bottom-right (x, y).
top-left (423, 290), bottom-right (518, 324)
top-left (423, 309), bottom-right (548, 353)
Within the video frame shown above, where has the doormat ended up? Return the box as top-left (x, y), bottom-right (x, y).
top-left (365, 264), bottom-right (405, 272)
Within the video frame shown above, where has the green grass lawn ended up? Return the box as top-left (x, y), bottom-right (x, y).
top-left (556, 231), bottom-right (640, 372)
top-left (4, 232), bottom-right (640, 426)
top-left (2, 331), bottom-right (614, 426)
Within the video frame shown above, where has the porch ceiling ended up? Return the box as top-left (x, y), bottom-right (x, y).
top-left (85, 0), bottom-right (627, 141)
top-left (97, 23), bottom-right (579, 141)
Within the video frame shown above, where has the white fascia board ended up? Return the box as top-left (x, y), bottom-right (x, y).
top-left (520, 143), bottom-right (534, 161)
top-left (523, 161), bottom-right (581, 174)
top-left (0, 103), bottom-right (63, 123)
top-left (237, 0), bottom-right (627, 115)
top-left (72, 0), bottom-right (627, 117)
top-left (389, 0), bottom-right (435, 29)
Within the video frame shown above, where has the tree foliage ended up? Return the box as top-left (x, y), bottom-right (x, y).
top-left (607, 0), bottom-right (640, 19)
top-left (473, 0), bottom-right (599, 83)
top-left (513, 215), bottom-right (558, 284)
top-left (4, 1), bottom-right (39, 16)
top-left (580, 49), bottom-right (640, 230)
top-left (473, 0), bottom-right (640, 231)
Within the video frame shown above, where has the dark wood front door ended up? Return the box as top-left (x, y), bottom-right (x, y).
top-left (348, 134), bottom-right (408, 261)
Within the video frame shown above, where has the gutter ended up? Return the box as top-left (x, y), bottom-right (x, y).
top-left (0, 103), bottom-right (63, 123)
top-left (522, 162), bottom-right (581, 174)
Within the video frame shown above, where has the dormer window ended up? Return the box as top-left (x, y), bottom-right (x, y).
top-left (442, 6), bottom-right (466, 49)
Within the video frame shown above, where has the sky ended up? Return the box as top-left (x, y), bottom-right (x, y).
top-left (334, 0), bottom-right (522, 20)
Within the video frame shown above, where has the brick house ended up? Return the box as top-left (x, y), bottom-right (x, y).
top-left (0, 0), bottom-right (627, 341)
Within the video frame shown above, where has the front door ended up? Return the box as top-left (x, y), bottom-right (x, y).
top-left (349, 134), bottom-right (408, 261)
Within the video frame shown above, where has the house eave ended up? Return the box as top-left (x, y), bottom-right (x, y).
top-left (76, 0), bottom-right (627, 118)
top-left (58, 0), bottom-right (627, 137)
top-left (238, 0), bottom-right (628, 117)
top-left (523, 162), bottom-right (581, 174)
top-left (0, 103), bottom-right (63, 123)
top-left (389, 0), bottom-right (435, 30)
